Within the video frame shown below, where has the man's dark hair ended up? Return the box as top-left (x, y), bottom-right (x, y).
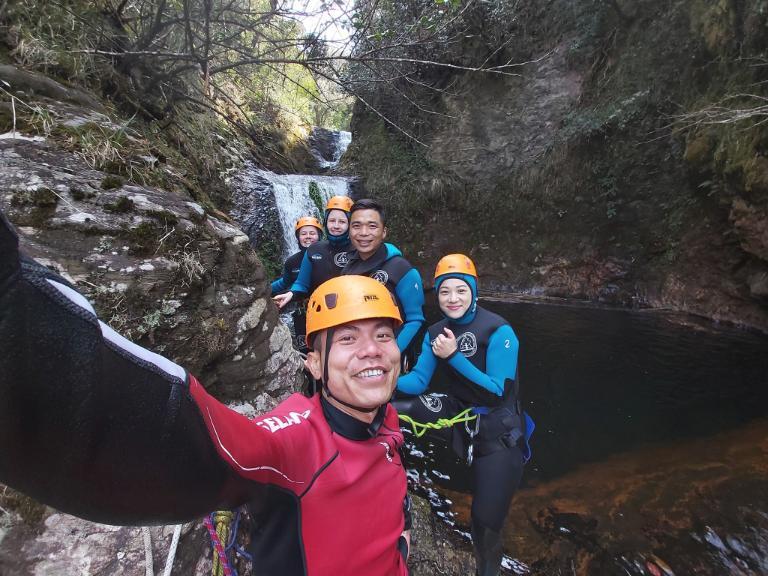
top-left (350, 198), bottom-right (386, 225)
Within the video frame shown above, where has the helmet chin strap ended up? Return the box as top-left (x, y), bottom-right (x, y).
top-left (321, 327), bottom-right (380, 414)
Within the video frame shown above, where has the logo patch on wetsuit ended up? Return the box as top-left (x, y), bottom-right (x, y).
top-left (256, 410), bottom-right (311, 433)
top-left (333, 252), bottom-right (348, 267)
top-left (420, 394), bottom-right (443, 413)
top-left (456, 332), bottom-right (478, 358)
top-left (311, 253), bottom-right (323, 261)
top-left (371, 270), bottom-right (389, 284)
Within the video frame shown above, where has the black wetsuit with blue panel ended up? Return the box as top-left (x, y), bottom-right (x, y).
top-left (394, 271), bottom-right (531, 576)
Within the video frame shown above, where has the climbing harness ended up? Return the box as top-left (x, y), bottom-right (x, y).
top-left (397, 407), bottom-right (478, 438)
top-left (204, 509), bottom-right (253, 576)
top-left (141, 524), bottom-right (183, 576)
top-left (399, 404), bottom-right (535, 464)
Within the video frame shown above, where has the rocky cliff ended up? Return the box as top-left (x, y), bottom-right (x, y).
top-left (346, 0), bottom-right (768, 331)
top-left (0, 66), bottom-right (306, 573)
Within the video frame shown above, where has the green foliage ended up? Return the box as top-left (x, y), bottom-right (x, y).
top-left (256, 235), bottom-right (283, 281)
top-left (3, 0), bottom-right (101, 84)
top-left (308, 181), bottom-right (324, 217)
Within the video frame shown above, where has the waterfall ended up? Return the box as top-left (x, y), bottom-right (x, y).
top-left (229, 128), bottom-right (354, 262)
top-left (228, 163), bottom-right (352, 260)
top-left (268, 172), bottom-right (350, 259)
top-left (309, 128), bottom-right (352, 170)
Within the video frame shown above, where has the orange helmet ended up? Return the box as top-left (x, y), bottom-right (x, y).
top-left (434, 254), bottom-right (477, 281)
top-left (306, 275), bottom-right (402, 348)
top-left (295, 216), bottom-right (323, 233)
top-left (325, 195), bottom-right (353, 213)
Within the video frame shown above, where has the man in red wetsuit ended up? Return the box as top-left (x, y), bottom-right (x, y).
top-left (0, 210), bottom-right (410, 576)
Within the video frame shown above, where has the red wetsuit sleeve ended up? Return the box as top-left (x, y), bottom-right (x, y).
top-left (189, 382), bottom-right (333, 492)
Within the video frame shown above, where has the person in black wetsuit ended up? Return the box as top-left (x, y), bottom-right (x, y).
top-left (0, 209), bottom-right (412, 576)
top-left (273, 195), bottom-right (353, 311)
top-left (271, 215), bottom-right (323, 352)
top-left (342, 198), bottom-right (425, 356)
top-left (393, 254), bottom-right (533, 576)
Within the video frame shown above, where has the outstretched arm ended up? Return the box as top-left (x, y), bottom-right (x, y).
top-left (0, 212), bottom-right (268, 525)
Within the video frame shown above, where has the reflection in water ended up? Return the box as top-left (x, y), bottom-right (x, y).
top-left (403, 297), bottom-right (768, 575)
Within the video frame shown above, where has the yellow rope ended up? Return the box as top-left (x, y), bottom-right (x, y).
top-left (212, 511), bottom-right (234, 576)
top-left (398, 408), bottom-right (477, 438)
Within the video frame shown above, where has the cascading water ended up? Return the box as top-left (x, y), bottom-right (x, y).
top-left (269, 172), bottom-right (350, 259)
top-left (309, 127), bottom-right (352, 170)
top-left (228, 128), bottom-right (354, 261)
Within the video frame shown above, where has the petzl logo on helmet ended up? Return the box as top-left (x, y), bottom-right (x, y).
top-left (419, 394), bottom-right (443, 413)
top-left (456, 332), bottom-right (478, 357)
top-left (311, 253), bottom-right (323, 261)
top-left (372, 270), bottom-right (389, 284)
top-left (363, 294), bottom-right (379, 302)
top-left (333, 252), bottom-right (348, 267)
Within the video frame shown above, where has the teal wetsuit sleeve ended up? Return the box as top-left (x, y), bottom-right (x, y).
top-left (397, 333), bottom-right (437, 395)
top-left (270, 278), bottom-right (286, 293)
top-left (447, 325), bottom-right (518, 396)
top-left (289, 250), bottom-right (312, 296)
top-left (394, 268), bottom-right (425, 352)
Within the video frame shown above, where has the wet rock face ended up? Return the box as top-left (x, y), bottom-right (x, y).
top-left (309, 127), bottom-right (339, 165)
top-left (308, 127), bottom-right (352, 170)
top-left (0, 138), bottom-right (303, 402)
top-left (408, 495), bottom-right (476, 575)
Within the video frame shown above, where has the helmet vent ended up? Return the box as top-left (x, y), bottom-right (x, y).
top-left (324, 293), bottom-right (338, 309)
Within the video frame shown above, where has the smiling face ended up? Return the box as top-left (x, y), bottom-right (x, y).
top-left (437, 278), bottom-right (472, 320)
top-left (326, 210), bottom-right (349, 236)
top-left (350, 209), bottom-right (387, 259)
top-left (297, 225), bottom-right (320, 248)
top-left (306, 317), bottom-right (401, 422)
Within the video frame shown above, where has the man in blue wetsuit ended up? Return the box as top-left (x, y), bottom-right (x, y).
top-left (393, 254), bottom-right (532, 576)
top-left (273, 195), bottom-right (353, 311)
top-left (271, 216), bottom-right (323, 351)
top-left (342, 198), bottom-right (425, 355)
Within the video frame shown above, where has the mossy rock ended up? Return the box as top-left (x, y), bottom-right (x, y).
top-left (743, 156), bottom-right (768, 198)
top-left (104, 196), bottom-right (135, 213)
top-left (0, 486), bottom-right (47, 526)
top-left (125, 221), bottom-right (164, 256)
top-left (10, 187), bottom-right (59, 208)
top-left (684, 133), bottom-right (714, 169)
top-left (101, 174), bottom-right (124, 190)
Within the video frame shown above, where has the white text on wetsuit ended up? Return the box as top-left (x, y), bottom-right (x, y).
top-left (256, 410), bottom-right (311, 433)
